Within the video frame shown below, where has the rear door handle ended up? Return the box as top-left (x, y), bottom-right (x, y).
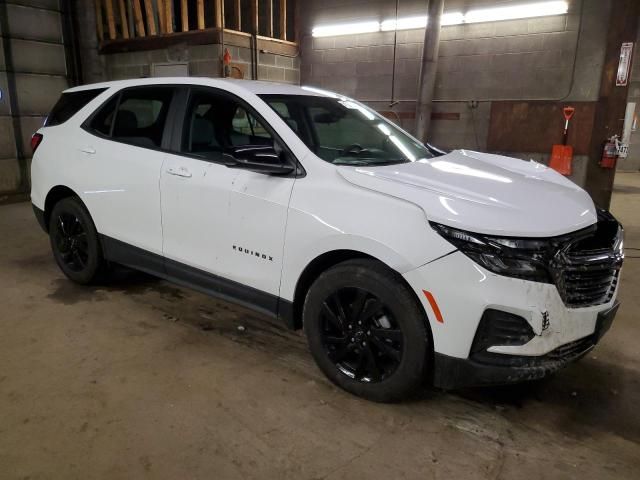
top-left (80, 146), bottom-right (96, 155)
top-left (166, 166), bottom-right (192, 178)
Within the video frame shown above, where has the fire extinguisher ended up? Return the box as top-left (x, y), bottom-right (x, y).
top-left (600, 135), bottom-right (619, 169)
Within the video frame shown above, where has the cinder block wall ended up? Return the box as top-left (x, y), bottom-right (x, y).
top-left (103, 44), bottom-right (300, 84)
top-left (0, 0), bottom-right (69, 196)
top-left (300, 0), bottom-right (610, 182)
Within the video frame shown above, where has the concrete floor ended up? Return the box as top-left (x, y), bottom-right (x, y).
top-left (1, 174), bottom-right (639, 480)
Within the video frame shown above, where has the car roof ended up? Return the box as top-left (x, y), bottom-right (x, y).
top-left (64, 77), bottom-right (332, 97)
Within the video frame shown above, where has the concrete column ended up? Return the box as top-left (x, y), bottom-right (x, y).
top-left (414, 0), bottom-right (444, 143)
top-left (584, 0), bottom-right (640, 208)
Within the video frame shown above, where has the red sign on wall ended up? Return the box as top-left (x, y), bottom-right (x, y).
top-left (616, 42), bottom-right (634, 87)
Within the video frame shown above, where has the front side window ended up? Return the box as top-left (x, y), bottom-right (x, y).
top-left (87, 87), bottom-right (174, 149)
top-left (260, 94), bottom-right (433, 166)
top-left (181, 90), bottom-right (274, 160)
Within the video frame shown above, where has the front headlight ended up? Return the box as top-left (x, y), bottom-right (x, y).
top-left (430, 222), bottom-right (551, 282)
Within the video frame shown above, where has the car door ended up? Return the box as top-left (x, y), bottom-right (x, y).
top-left (78, 85), bottom-right (175, 258)
top-left (160, 86), bottom-right (297, 309)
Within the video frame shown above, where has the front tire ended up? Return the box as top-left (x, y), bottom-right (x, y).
top-left (49, 196), bottom-right (105, 284)
top-left (303, 259), bottom-right (430, 402)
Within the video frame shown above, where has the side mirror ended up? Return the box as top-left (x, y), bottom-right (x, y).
top-left (224, 144), bottom-right (295, 175)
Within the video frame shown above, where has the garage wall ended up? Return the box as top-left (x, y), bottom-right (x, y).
top-left (0, 0), bottom-right (69, 196)
top-left (299, 0), bottom-right (611, 182)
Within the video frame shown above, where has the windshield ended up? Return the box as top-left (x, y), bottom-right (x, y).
top-left (259, 93), bottom-right (433, 166)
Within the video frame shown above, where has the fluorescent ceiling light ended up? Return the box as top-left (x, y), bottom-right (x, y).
top-left (465, 1), bottom-right (568, 24)
top-left (442, 12), bottom-right (465, 26)
top-left (380, 12), bottom-right (465, 31)
top-left (312, 21), bottom-right (379, 37)
top-left (312, 1), bottom-right (568, 37)
top-left (381, 16), bottom-right (427, 31)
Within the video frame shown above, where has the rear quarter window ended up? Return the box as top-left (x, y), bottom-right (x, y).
top-left (45, 88), bottom-right (107, 127)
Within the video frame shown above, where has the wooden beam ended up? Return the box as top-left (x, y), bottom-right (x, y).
top-left (251, 0), bottom-right (258, 34)
top-left (143, 0), bottom-right (157, 35)
top-left (156, 0), bottom-right (166, 33)
top-left (279, 0), bottom-right (286, 40)
top-left (265, 0), bottom-right (273, 37)
top-left (235, 0), bottom-right (241, 30)
top-left (181, 0), bottom-right (188, 32)
top-left (95, 0), bottom-right (105, 41)
top-left (104, 0), bottom-right (117, 40)
top-left (118, 0), bottom-right (129, 38)
top-left (197, 0), bottom-right (205, 29)
top-left (132, 0), bottom-right (146, 37)
top-left (165, 0), bottom-right (173, 33)
top-left (214, 0), bottom-right (223, 29)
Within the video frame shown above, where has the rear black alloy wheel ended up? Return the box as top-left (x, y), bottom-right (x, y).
top-left (321, 288), bottom-right (403, 383)
top-left (49, 197), bottom-right (105, 284)
top-left (53, 212), bottom-right (89, 272)
top-left (304, 259), bottom-right (430, 402)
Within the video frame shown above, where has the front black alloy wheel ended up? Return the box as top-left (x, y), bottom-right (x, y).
top-left (49, 197), bottom-right (105, 284)
top-left (304, 259), bottom-right (430, 402)
top-left (321, 288), bottom-right (403, 383)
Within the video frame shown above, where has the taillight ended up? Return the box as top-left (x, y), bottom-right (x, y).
top-left (31, 133), bottom-right (43, 153)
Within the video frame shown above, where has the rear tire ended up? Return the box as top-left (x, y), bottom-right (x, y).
top-left (49, 197), bottom-right (105, 285)
top-left (303, 259), bottom-right (430, 402)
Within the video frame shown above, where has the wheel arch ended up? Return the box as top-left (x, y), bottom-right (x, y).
top-left (288, 249), bottom-right (433, 342)
top-left (43, 185), bottom-right (82, 232)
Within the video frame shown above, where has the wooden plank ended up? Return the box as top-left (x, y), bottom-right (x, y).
top-left (181, 0), bottom-right (188, 31)
top-left (279, 0), bottom-right (286, 40)
top-left (251, 0), bottom-right (258, 33)
top-left (235, 0), bottom-right (241, 30)
top-left (104, 0), bottom-right (117, 40)
top-left (118, 0), bottom-right (129, 38)
top-left (214, 0), bottom-right (223, 29)
top-left (95, 0), bottom-right (105, 41)
top-left (197, 0), bottom-right (205, 29)
top-left (132, 0), bottom-right (146, 37)
top-left (265, 0), bottom-right (273, 37)
top-left (144, 0), bottom-right (157, 35)
top-left (165, 0), bottom-right (173, 33)
top-left (156, 0), bottom-right (166, 33)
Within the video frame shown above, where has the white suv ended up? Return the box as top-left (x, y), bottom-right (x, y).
top-left (31, 78), bottom-right (623, 402)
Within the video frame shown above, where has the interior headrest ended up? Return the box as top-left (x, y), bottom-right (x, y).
top-left (113, 110), bottom-right (138, 136)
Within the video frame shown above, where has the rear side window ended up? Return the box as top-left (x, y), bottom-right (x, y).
top-left (86, 87), bottom-right (174, 149)
top-left (45, 88), bottom-right (107, 126)
top-left (90, 95), bottom-right (119, 136)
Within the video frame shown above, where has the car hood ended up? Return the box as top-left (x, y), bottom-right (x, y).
top-left (337, 149), bottom-right (596, 237)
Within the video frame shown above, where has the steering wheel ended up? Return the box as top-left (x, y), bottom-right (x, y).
top-left (342, 143), bottom-right (366, 156)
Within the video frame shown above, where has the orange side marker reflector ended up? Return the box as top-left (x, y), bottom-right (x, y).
top-left (422, 290), bottom-right (444, 324)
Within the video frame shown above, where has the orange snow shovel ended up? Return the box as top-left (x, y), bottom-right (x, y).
top-left (549, 106), bottom-right (576, 175)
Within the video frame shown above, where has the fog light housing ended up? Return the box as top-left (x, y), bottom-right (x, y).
top-left (471, 309), bottom-right (535, 357)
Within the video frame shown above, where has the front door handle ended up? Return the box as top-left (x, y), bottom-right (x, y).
top-left (166, 166), bottom-right (192, 178)
top-left (80, 146), bottom-right (96, 155)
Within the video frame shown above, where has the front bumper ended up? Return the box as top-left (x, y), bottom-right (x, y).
top-left (432, 302), bottom-right (618, 389)
top-left (403, 251), bottom-right (620, 389)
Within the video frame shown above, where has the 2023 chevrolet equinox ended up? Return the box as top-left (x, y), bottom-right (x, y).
top-left (30, 78), bottom-right (624, 402)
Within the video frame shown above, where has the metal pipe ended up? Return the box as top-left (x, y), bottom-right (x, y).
top-left (389, 0), bottom-right (399, 106)
top-left (414, 0), bottom-right (444, 141)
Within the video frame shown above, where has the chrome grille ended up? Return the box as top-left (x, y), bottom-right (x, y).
top-left (550, 211), bottom-right (623, 308)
